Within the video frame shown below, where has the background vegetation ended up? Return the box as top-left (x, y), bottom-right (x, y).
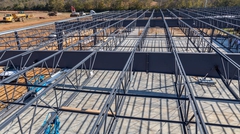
top-left (0, 0), bottom-right (239, 11)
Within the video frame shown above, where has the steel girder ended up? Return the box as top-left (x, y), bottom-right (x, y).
top-left (1, 51), bottom-right (240, 78)
top-left (161, 9), bottom-right (209, 134)
top-left (89, 10), bottom-right (152, 134)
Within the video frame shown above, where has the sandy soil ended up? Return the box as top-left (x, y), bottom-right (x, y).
top-left (150, 1), bottom-right (158, 6)
top-left (0, 11), bottom-right (72, 32)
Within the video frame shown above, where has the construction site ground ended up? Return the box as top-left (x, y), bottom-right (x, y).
top-left (0, 11), bottom-right (71, 32)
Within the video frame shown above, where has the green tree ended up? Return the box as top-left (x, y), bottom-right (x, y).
top-left (13, 2), bottom-right (24, 10)
top-left (48, 0), bottom-right (64, 11)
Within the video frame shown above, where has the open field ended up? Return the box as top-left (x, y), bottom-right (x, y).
top-left (0, 11), bottom-right (72, 32)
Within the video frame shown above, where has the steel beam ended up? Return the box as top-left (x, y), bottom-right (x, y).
top-left (161, 9), bottom-right (208, 134)
top-left (2, 100), bottom-right (240, 129)
top-left (1, 51), bottom-right (240, 78)
top-left (53, 87), bottom-right (240, 103)
top-left (90, 10), bottom-right (150, 134)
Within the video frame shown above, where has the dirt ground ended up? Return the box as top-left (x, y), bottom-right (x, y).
top-left (0, 11), bottom-right (72, 32)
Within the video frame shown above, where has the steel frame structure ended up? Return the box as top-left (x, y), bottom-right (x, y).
top-left (171, 9), bottom-right (240, 100)
top-left (0, 8), bottom-right (239, 134)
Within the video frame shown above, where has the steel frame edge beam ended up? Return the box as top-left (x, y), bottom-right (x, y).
top-left (2, 51), bottom-right (240, 79)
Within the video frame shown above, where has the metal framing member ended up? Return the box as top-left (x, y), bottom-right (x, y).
top-left (14, 31), bottom-right (21, 50)
top-left (0, 12), bottom-right (113, 52)
top-left (0, 10), bottom-right (138, 92)
top-left (215, 66), bottom-right (240, 99)
top-left (161, 9), bottom-right (208, 134)
top-left (189, 8), bottom-right (240, 25)
top-left (52, 87), bottom-right (240, 103)
top-left (89, 10), bottom-right (150, 134)
top-left (0, 9), bottom-right (240, 133)
top-left (160, 10), bottom-right (172, 52)
top-left (0, 11), bottom-right (135, 81)
top-left (170, 9), bottom-right (240, 58)
top-left (172, 8), bottom-right (240, 99)
top-left (174, 9), bottom-right (240, 52)
top-left (0, 11), bottom-right (127, 52)
top-left (195, 7), bottom-right (240, 17)
top-left (0, 9), bottom-right (135, 119)
top-left (136, 10), bottom-right (153, 51)
top-left (55, 22), bottom-right (64, 50)
top-left (109, 9), bottom-right (154, 132)
top-left (167, 9), bottom-right (211, 52)
top-left (1, 9), bottom-right (140, 83)
top-left (0, 11), bottom-right (109, 36)
top-left (0, 45), bottom-right (99, 131)
top-left (0, 10), bottom-right (147, 132)
top-left (37, 10), bottom-right (148, 133)
top-left (2, 95), bottom-right (240, 128)
top-left (215, 7), bottom-right (240, 15)
top-left (181, 8), bottom-right (240, 30)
